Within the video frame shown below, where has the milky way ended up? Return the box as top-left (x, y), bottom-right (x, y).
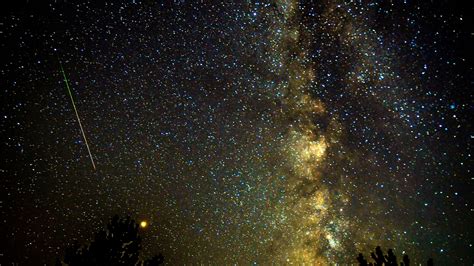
top-left (1, 1), bottom-right (472, 264)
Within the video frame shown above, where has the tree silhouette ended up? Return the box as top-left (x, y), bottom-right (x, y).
top-left (357, 246), bottom-right (433, 266)
top-left (371, 246), bottom-right (387, 265)
top-left (402, 254), bottom-right (410, 266)
top-left (357, 252), bottom-right (369, 266)
top-left (58, 215), bottom-right (164, 265)
top-left (427, 258), bottom-right (434, 266)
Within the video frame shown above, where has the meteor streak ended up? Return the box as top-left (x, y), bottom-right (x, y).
top-left (59, 62), bottom-right (96, 170)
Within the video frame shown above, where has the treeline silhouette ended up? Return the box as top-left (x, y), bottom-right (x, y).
top-left (357, 246), bottom-right (434, 266)
top-left (56, 215), bottom-right (435, 265)
top-left (56, 215), bottom-right (163, 266)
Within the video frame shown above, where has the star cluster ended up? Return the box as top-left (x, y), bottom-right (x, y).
top-left (0, 0), bottom-right (472, 264)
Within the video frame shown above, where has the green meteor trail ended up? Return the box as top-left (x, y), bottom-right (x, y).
top-left (59, 62), bottom-right (96, 170)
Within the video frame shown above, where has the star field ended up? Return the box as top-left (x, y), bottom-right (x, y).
top-left (0, 0), bottom-right (473, 264)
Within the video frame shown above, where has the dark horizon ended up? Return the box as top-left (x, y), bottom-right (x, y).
top-left (1, 0), bottom-right (473, 264)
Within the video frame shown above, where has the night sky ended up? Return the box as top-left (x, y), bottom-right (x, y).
top-left (1, 0), bottom-right (473, 264)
